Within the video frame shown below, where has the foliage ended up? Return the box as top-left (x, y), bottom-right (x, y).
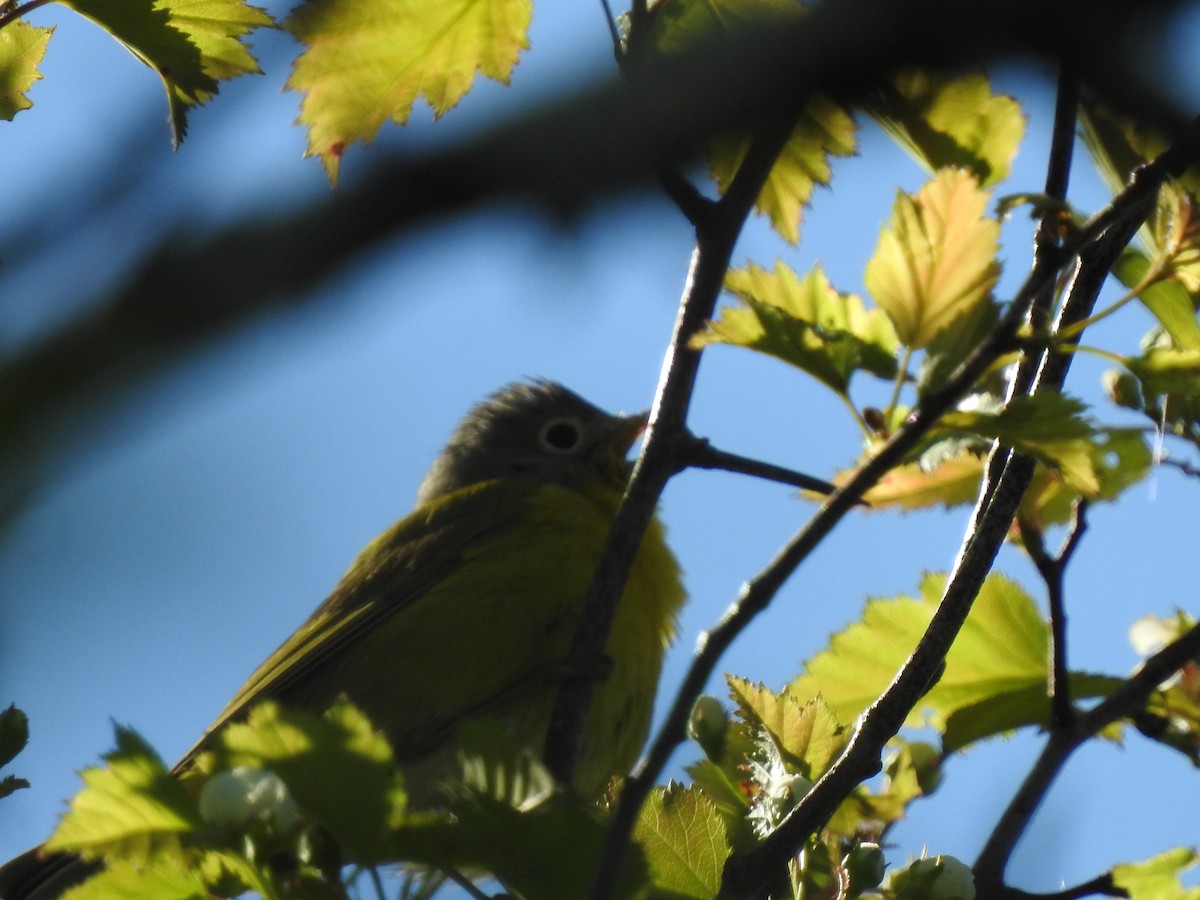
top-left (5, 0), bottom-right (1200, 897)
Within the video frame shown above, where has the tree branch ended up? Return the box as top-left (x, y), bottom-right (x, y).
top-left (684, 439), bottom-right (843, 497)
top-left (721, 100), bottom-right (1174, 900)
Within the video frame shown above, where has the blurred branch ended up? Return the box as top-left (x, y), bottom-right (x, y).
top-left (2, 0), bottom-right (1195, 516)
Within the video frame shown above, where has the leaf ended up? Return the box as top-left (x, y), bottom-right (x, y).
top-left (62, 857), bottom-right (209, 900)
top-left (1017, 428), bottom-right (1153, 532)
top-left (789, 573), bottom-right (1119, 750)
top-left (0, 705), bottom-right (29, 769)
top-left (46, 726), bottom-right (201, 861)
top-left (694, 261), bottom-right (898, 395)
top-left (1112, 847), bottom-right (1200, 900)
top-left (634, 785), bottom-right (726, 899)
top-left (916, 296), bottom-right (1004, 398)
top-left (285, 0), bottom-right (532, 183)
top-left (937, 393), bottom-right (1100, 493)
top-left (1127, 348), bottom-right (1200, 398)
top-left (0, 19), bottom-right (52, 120)
top-left (709, 95), bottom-right (858, 244)
top-left (727, 678), bottom-right (848, 779)
top-left (865, 168), bottom-right (1002, 348)
top-left (854, 448), bottom-right (984, 511)
top-left (1113, 250), bottom-right (1200, 352)
top-left (868, 70), bottom-right (1025, 186)
top-left (644, 0), bottom-right (856, 244)
top-left (61, 0), bottom-right (271, 146)
top-left (212, 699), bottom-right (405, 863)
top-left (392, 796), bottom-right (652, 900)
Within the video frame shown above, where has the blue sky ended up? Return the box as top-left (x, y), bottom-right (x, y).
top-left (3, 2), bottom-right (1200, 895)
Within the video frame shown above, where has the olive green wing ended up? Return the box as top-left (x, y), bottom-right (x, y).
top-left (175, 479), bottom-right (529, 770)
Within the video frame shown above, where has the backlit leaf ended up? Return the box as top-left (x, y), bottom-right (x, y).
top-left (212, 699), bottom-right (404, 863)
top-left (709, 95), bottom-right (857, 244)
top-left (865, 169), bottom-right (1001, 348)
top-left (1114, 250), bottom-right (1200, 351)
top-left (1112, 847), bottom-right (1200, 900)
top-left (47, 727), bottom-right (200, 860)
top-left (937, 393), bottom-right (1099, 493)
top-left (286, 0), bottom-right (532, 182)
top-left (0, 19), bottom-right (52, 120)
top-left (62, 0), bottom-right (271, 145)
top-left (868, 70), bottom-right (1025, 186)
top-left (728, 677), bottom-right (848, 779)
top-left (645, 0), bottom-right (856, 243)
top-left (635, 785), bottom-right (726, 899)
top-left (789, 573), bottom-right (1118, 750)
top-left (694, 261), bottom-right (897, 395)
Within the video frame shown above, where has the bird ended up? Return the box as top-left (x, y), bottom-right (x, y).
top-left (0, 379), bottom-right (686, 899)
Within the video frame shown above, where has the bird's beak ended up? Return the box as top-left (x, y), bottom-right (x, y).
top-left (610, 411), bottom-right (649, 457)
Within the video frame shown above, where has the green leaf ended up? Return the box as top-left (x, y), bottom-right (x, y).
top-left (393, 796), bottom-right (652, 900)
top-left (789, 573), bottom-right (1118, 750)
top-left (1114, 250), bottom-right (1200, 351)
top-left (456, 719), bottom-right (556, 810)
top-left (727, 678), bottom-right (848, 779)
top-left (46, 726), bottom-right (201, 860)
top-left (212, 699), bottom-right (405, 863)
top-left (0, 19), bottom-right (52, 120)
top-left (1127, 348), bottom-right (1200, 398)
top-left (0, 705), bottom-right (29, 769)
top-left (1112, 847), bottom-right (1200, 900)
top-left (916, 296), bottom-right (1003, 397)
top-left (1018, 428), bottom-right (1153, 532)
top-left (868, 70), bottom-right (1025, 186)
top-left (643, 0), bottom-right (856, 244)
top-left (853, 448), bottom-right (985, 512)
top-left (865, 168), bottom-right (1002, 349)
top-left (709, 95), bottom-right (857, 244)
top-left (634, 784), bottom-right (726, 899)
top-left (285, 0), bottom-right (532, 183)
top-left (61, 0), bottom-right (271, 146)
top-left (695, 261), bottom-right (898, 395)
top-left (937, 393), bottom-right (1099, 493)
top-left (62, 856), bottom-right (209, 900)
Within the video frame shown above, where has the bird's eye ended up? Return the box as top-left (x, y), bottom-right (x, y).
top-left (539, 417), bottom-right (583, 453)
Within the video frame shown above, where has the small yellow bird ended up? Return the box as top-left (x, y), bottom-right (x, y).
top-left (0, 380), bottom-right (685, 898)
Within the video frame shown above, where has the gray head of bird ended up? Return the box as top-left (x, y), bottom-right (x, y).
top-left (416, 380), bottom-right (647, 504)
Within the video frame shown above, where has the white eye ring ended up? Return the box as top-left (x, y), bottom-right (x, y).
top-left (538, 417), bottom-right (584, 453)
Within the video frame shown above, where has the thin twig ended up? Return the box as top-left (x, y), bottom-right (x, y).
top-left (684, 438), bottom-right (843, 497)
top-left (1018, 500), bottom-right (1089, 726)
top-left (596, 0), bottom-right (622, 57)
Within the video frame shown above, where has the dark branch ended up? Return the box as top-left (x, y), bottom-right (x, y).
top-left (684, 439), bottom-right (845, 497)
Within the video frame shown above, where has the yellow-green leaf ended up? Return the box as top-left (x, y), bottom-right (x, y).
top-left (1017, 428), bottom-right (1152, 533)
top-left (709, 95), bottom-right (857, 244)
top-left (212, 699), bottom-right (404, 863)
top-left (285, 0), bottom-right (532, 183)
top-left (728, 677), bottom-right (848, 779)
top-left (635, 785), bottom-right (726, 899)
top-left (1112, 847), bottom-right (1200, 900)
top-left (61, 0), bottom-right (270, 145)
top-left (695, 261), bottom-right (897, 395)
top-left (62, 857), bottom-right (209, 900)
top-left (643, 0), bottom-right (855, 243)
top-left (1127, 347), bottom-right (1200, 397)
top-left (937, 393), bottom-right (1099, 494)
top-left (789, 573), bottom-right (1120, 750)
top-left (852, 448), bottom-right (985, 511)
top-left (0, 19), bottom-right (52, 120)
top-left (1114, 249), bottom-right (1200, 352)
top-left (868, 70), bottom-right (1025, 186)
top-left (865, 168), bottom-right (1001, 349)
top-left (47, 727), bottom-right (200, 860)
